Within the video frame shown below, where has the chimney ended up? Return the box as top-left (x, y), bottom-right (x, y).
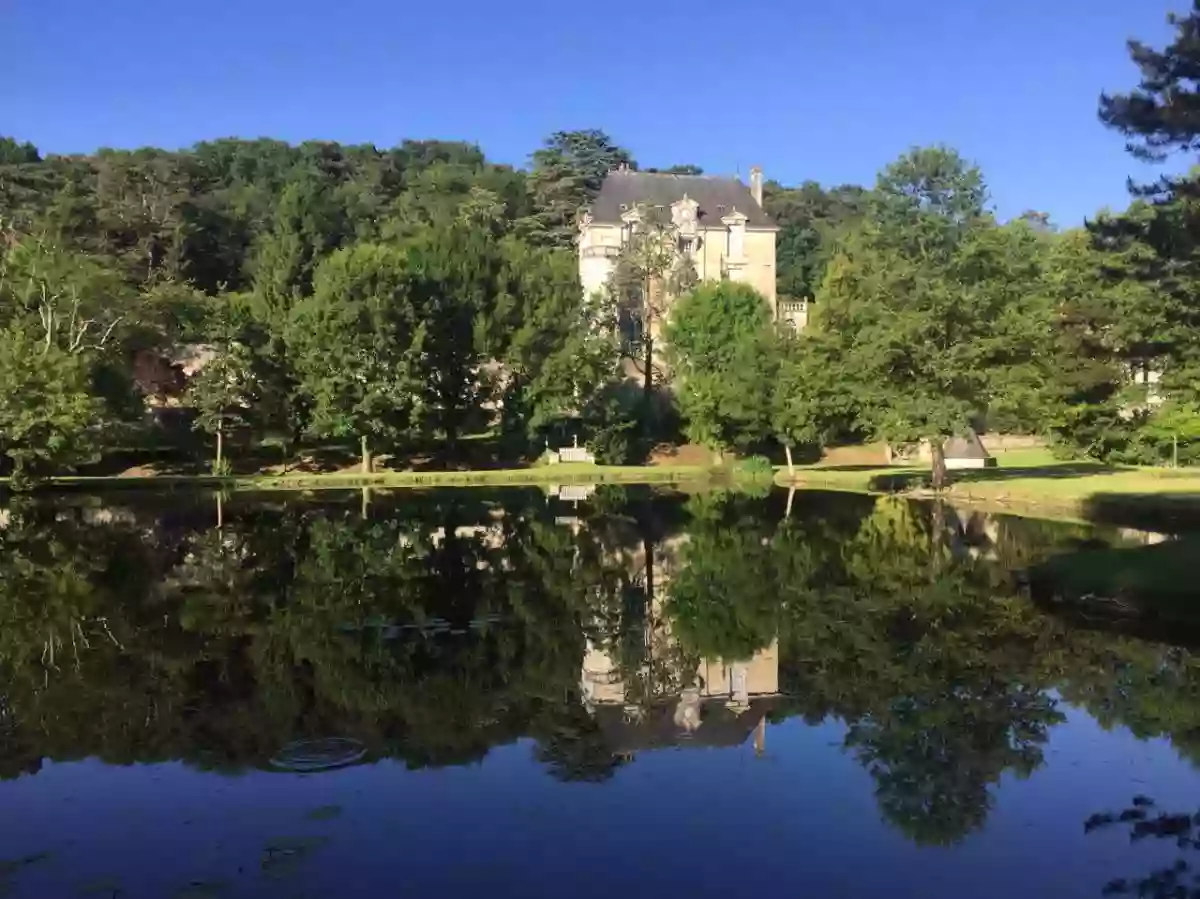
top-left (749, 166), bottom-right (763, 206)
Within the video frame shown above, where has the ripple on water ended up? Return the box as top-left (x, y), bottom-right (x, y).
top-left (269, 738), bottom-right (367, 773)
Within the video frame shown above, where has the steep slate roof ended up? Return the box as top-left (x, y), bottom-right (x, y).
top-left (589, 170), bottom-right (776, 229)
top-left (944, 431), bottom-right (993, 460)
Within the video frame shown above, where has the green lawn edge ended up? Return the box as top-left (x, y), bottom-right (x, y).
top-left (0, 462), bottom-right (714, 493)
top-left (777, 455), bottom-right (1200, 525)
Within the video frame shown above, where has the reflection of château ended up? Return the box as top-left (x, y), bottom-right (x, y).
top-left (581, 638), bottom-right (778, 756)
top-left (582, 530), bottom-right (779, 756)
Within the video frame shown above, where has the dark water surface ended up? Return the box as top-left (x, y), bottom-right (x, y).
top-left (2, 486), bottom-right (1199, 898)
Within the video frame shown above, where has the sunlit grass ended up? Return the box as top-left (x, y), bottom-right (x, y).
top-left (786, 444), bottom-right (1200, 519)
top-left (11, 461), bottom-right (711, 493)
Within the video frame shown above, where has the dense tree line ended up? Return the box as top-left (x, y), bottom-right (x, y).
top-left (661, 7), bottom-right (1200, 480)
top-left (3, 6), bottom-right (1200, 479)
top-left (0, 132), bottom-right (659, 477)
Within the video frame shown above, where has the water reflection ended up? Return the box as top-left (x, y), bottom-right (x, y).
top-left (0, 486), bottom-right (1199, 896)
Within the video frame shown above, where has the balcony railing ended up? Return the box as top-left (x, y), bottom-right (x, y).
top-left (580, 245), bottom-right (621, 259)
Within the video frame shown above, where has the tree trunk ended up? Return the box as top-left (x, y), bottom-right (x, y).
top-left (216, 492), bottom-right (224, 530)
top-left (290, 421), bottom-right (305, 464)
top-left (930, 439), bottom-right (947, 490)
top-left (785, 486), bottom-right (795, 520)
top-left (215, 424), bottom-right (224, 470)
top-left (644, 531), bottom-right (655, 609)
top-left (932, 498), bottom-right (947, 575)
top-left (361, 486), bottom-right (371, 519)
top-left (643, 525), bottom-right (656, 694)
top-left (784, 444), bottom-right (795, 479)
top-left (642, 331), bottom-right (655, 442)
top-left (360, 435), bottom-right (371, 475)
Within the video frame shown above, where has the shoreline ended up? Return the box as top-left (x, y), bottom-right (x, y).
top-left (784, 465), bottom-right (1200, 529)
top-left (3, 458), bottom-right (1199, 530)
top-left (0, 463), bottom-right (712, 493)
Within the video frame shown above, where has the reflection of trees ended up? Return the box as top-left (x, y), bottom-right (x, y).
top-left (1056, 643), bottom-right (1200, 765)
top-left (3, 487), bottom-right (1200, 847)
top-left (1084, 798), bottom-right (1200, 898)
top-left (0, 491), bottom-right (643, 779)
top-left (846, 684), bottom-right (1057, 845)
top-left (768, 498), bottom-right (1101, 845)
top-left (658, 493), bottom-right (1084, 844)
top-left (666, 491), bottom-right (781, 663)
top-left (0, 502), bottom-right (145, 675)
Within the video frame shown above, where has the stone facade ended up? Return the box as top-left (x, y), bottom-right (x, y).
top-left (578, 167), bottom-right (779, 319)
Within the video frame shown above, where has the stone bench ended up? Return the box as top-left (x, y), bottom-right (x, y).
top-left (546, 442), bottom-right (596, 465)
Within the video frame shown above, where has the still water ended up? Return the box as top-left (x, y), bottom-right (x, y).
top-left (1, 486), bottom-right (1198, 898)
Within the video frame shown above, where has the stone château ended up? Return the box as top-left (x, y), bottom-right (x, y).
top-left (578, 167), bottom-right (805, 330)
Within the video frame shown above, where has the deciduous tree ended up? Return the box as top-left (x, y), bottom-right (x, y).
top-left (665, 281), bottom-right (776, 459)
top-left (0, 326), bottom-right (102, 477)
top-left (285, 243), bottom-right (425, 471)
top-left (812, 149), bottom-right (1004, 487)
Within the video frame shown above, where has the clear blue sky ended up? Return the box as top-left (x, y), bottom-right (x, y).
top-left (0, 0), bottom-right (1183, 224)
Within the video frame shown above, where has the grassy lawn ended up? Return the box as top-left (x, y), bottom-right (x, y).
top-left (786, 448), bottom-right (1200, 526)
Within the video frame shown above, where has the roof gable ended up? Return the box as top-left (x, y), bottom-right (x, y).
top-left (588, 171), bottom-right (775, 229)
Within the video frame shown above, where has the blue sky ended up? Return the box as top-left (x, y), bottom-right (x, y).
top-left (0, 0), bottom-right (1183, 224)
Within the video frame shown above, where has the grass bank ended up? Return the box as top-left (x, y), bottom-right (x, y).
top-left (785, 449), bottom-right (1200, 528)
top-left (2, 462), bottom-right (713, 494)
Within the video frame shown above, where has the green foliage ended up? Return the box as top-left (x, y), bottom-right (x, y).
top-left (764, 180), bottom-right (868, 301)
top-left (495, 248), bottom-right (621, 453)
top-left (735, 455), bottom-right (774, 477)
top-left (1099, 5), bottom-right (1200, 163)
top-left (185, 337), bottom-right (265, 447)
top-left (875, 145), bottom-right (986, 227)
top-left (772, 330), bottom-right (859, 456)
top-left (4, 71), bottom-right (1200, 480)
top-left (521, 130), bottom-right (634, 247)
top-left (1063, 8), bottom-right (1200, 461)
top-left (0, 136), bottom-right (39, 165)
top-left (665, 281), bottom-right (777, 455)
top-left (251, 175), bottom-right (352, 322)
top-left (803, 147), bottom-right (1071, 477)
top-left (285, 243), bottom-right (425, 450)
top-left (401, 221), bottom-right (503, 442)
top-left (0, 131), bottom-right (630, 473)
top-left (814, 230), bottom-right (972, 442)
top-left (0, 326), bottom-right (103, 475)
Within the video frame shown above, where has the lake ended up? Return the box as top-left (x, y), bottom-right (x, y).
top-left (1, 485), bottom-right (1199, 899)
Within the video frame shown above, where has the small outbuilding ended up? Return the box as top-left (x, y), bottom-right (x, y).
top-left (943, 432), bottom-right (998, 470)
